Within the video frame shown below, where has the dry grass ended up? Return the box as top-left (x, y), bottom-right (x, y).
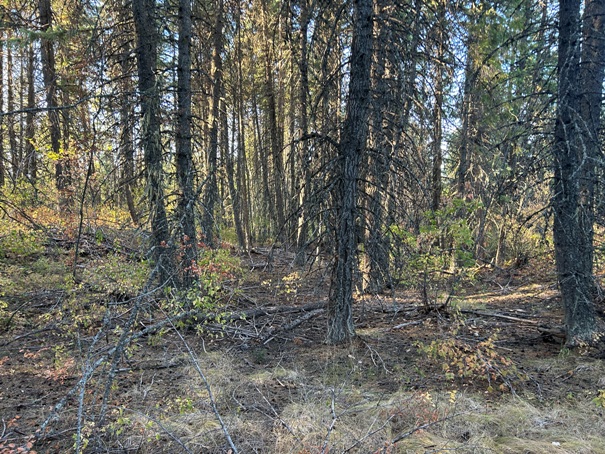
top-left (109, 347), bottom-right (605, 453)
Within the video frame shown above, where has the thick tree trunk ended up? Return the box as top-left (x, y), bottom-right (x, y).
top-left (176, 0), bottom-right (197, 286)
top-left (327, 0), bottom-right (373, 344)
top-left (132, 0), bottom-right (172, 284)
top-left (553, 0), bottom-right (605, 346)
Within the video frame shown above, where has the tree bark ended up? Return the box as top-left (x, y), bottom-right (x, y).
top-left (118, 0), bottom-right (138, 225)
top-left (39, 0), bottom-right (68, 194)
top-left (363, 0), bottom-right (390, 294)
top-left (431, 1), bottom-right (446, 212)
top-left (295, 0), bottom-right (311, 265)
top-left (0, 35), bottom-right (5, 188)
top-left (553, 0), bottom-right (605, 346)
top-left (132, 0), bottom-right (172, 284)
top-left (176, 0), bottom-right (197, 286)
top-left (201, 0), bottom-right (224, 248)
top-left (7, 44), bottom-right (19, 182)
top-left (24, 43), bottom-right (36, 182)
top-left (327, 0), bottom-right (373, 344)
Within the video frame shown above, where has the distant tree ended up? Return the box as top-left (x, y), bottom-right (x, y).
top-left (201, 0), bottom-right (224, 248)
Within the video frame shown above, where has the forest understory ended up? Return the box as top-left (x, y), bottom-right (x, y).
top-left (1, 225), bottom-right (604, 454)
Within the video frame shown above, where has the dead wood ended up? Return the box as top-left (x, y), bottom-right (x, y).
top-left (261, 308), bottom-right (326, 345)
top-left (460, 309), bottom-right (539, 324)
top-left (537, 325), bottom-right (566, 343)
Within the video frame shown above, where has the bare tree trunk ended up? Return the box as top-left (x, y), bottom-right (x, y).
top-left (7, 44), bottom-right (19, 182)
top-left (132, 0), bottom-right (172, 284)
top-left (295, 0), bottom-right (311, 265)
top-left (201, 0), bottom-right (224, 248)
top-left (0, 36), bottom-right (5, 188)
top-left (363, 0), bottom-right (390, 294)
top-left (24, 44), bottom-right (36, 183)
top-left (328, 0), bottom-right (373, 344)
top-left (118, 0), bottom-right (138, 225)
top-left (226, 107), bottom-right (246, 250)
top-left (176, 0), bottom-right (197, 286)
top-left (457, 32), bottom-right (479, 199)
top-left (39, 0), bottom-right (68, 195)
top-left (431, 1), bottom-right (446, 212)
top-left (260, 0), bottom-right (286, 243)
top-left (553, 0), bottom-right (605, 346)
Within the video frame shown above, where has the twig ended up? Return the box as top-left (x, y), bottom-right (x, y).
top-left (169, 319), bottom-right (239, 453)
top-left (261, 308), bottom-right (325, 345)
top-left (321, 389), bottom-right (338, 453)
top-left (390, 320), bottom-right (423, 330)
top-left (460, 309), bottom-right (539, 324)
top-left (391, 413), bottom-right (461, 444)
top-left (107, 406), bottom-right (193, 454)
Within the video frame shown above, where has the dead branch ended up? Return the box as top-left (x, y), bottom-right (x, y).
top-left (261, 308), bottom-right (325, 345)
top-left (460, 309), bottom-right (539, 324)
top-left (390, 320), bottom-right (423, 330)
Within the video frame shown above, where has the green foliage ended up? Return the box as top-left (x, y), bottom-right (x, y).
top-left (390, 199), bottom-right (480, 307)
top-left (592, 390), bottom-right (605, 408)
top-left (0, 227), bottom-right (45, 260)
top-left (0, 299), bottom-right (9, 329)
top-left (164, 247), bottom-right (243, 332)
top-left (82, 253), bottom-right (147, 296)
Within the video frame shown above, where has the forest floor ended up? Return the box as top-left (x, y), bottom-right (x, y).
top-left (1, 229), bottom-right (605, 453)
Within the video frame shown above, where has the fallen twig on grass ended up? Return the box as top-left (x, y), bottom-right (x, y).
top-left (169, 317), bottom-right (239, 454)
top-left (390, 320), bottom-right (423, 330)
top-left (460, 309), bottom-right (539, 324)
top-left (261, 308), bottom-right (325, 345)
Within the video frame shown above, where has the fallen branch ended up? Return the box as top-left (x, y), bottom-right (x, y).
top-left (262, 308), bottom-right (325, 345)
top-left (460, 309), bottom-right (539, 324)
top-left (390, 320), bottom-right (423, 330)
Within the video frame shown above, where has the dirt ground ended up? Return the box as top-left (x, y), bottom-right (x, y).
top-left (1, 242), bottom-right (605, 453)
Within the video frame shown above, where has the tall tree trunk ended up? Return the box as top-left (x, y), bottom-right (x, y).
top-left (431, 1), bottom-right (446, 212)
top-left (118, 0), bottom-right (138, 225)
top-left (24, 44), bottom-right (36, 182)
top-left (0, 35), bottom-right (5, 188)
top-left (227, 107), bottom-right (246, 250)
top-left (39, 0), bottom-right (68, 194)
top-left (295, 0), bottom-right (311, 265)
top-left (176, 0), bottom-right (197, 286)
top-left (553, 0), bottom-right (605, 346)
top-left (363, 0), bottom-right (390, 294)
top-left (457, 16), bottom-right (482, 201)
top-left (132, 0), bottom-right (172, 284)
top-left (7, 44), bottom-right (19, 182)
top-left (327, 0), bottom-right (373, 344)
top-left (260, 0), bottom-right (286, 242)
top-left (201, 0), bottom-right (224, 248)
